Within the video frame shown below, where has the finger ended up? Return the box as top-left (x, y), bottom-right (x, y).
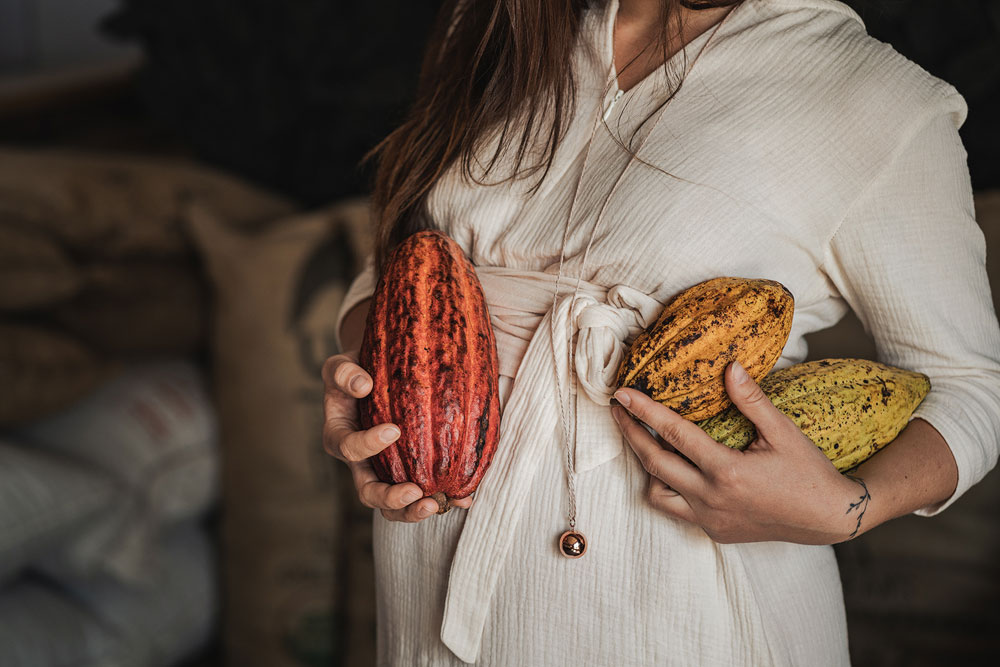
top-left (351, 460), bottom-right (425, 510)
top-left (381, 494), bottom-right (473, 520)
top-left (648, 470), bottom-right (680, 497)
top-left (614, 388), bottom-right (731, 470)
top-left (387, 493), bottom-right (474, 514)
top-left (381, 497), bottom-right (441, 523)
top-left (614, 405), bottom-right (704, 495)
top-left (724, 361), bottom-right (793, 441)
top-left (450, 495), bottom-right (475, 509)
top-left (351, 459), bottom-right (474, 516)
top-left (647, 476), bottom-right (698, 523)
top-left (330, 421), bottom-right (400, 463)
top-left (321, 353), bottom-right (388, 462)
top-left (322, 353), bottom-right (372, 398)
top-left (351, 459), bottom-right (417, 509)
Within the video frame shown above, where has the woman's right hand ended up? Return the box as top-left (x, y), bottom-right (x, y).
top-left (321, 351), bottom-right (472, 522)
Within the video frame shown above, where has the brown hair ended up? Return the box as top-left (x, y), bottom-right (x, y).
top-left (362, 0), bottom-right (742, 274)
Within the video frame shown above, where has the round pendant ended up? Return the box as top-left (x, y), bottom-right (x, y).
top-left (558, 530), bottom-right (587, 559)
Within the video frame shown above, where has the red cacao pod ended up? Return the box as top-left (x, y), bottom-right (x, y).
top-left (358, 230), bottom-right (500, 513)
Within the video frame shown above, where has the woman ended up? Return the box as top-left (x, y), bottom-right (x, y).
top-left (323, 0), bottom-right (1000, 664)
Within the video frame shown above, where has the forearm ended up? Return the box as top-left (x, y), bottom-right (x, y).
top-left (848, 417), bottom-right (959, 538)
top-left (338, 298), bottom-right (372, 354)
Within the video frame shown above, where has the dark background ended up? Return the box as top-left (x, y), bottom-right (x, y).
top-left (3, 0), bottom-right (999, 204)
top-left (1, 2), bottom-right (998, 666)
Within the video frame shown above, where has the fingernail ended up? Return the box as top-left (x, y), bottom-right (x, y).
top-left (418, 504), bottom-right (433, 517)
top-left (732, 361), bottom-right (749, 384)
top-left (403, 489), bottom-right (421, 503)
top-left (380, 426), bottom-right (400, 443)
top-left (350, 375), bottom-right (372, 394)
top-left (613, 390), bottom-right (630, 408)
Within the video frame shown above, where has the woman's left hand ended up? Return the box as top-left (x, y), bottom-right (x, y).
top-left (612, 361), bottom-right (869, 545)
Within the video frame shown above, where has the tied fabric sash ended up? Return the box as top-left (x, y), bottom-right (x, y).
top-left (479, 267), bottom-right (664, 472)
top-left (440, 266), bottom-right (663, 662)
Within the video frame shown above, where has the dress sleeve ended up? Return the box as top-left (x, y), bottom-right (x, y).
top-left (821, 112), bottom-right (1000, 516)
top-left (334, 252), bottom-right (377, 352)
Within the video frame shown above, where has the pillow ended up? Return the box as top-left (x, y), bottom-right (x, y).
top-left (0, 440), bottom-right (118, 584)
top-left (16, 360), bottom-right (219, 583)
top-left (186, 198), bottom-right (373, 667)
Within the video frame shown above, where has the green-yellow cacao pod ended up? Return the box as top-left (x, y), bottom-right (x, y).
top-left (696, 358), bottom-right (931, 471)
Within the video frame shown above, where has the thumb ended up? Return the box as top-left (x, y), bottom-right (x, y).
top-left (725, 361), bottom-right (788, 440)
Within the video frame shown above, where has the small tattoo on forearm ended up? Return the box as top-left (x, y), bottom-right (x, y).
top-left (844, 474), bottom-right (871, 539)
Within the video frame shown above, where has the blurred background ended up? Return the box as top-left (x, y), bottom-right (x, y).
top-left (0, 1), bottom-right (997, 665)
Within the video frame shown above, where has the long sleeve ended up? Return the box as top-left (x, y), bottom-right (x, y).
top-left (334, 252), bottom-right (377, 352)
top-left (821, 111), bottom-right (1000, 516)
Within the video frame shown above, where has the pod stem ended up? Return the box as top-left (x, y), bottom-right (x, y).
top-left (431, 492), bottom-right (451, 514)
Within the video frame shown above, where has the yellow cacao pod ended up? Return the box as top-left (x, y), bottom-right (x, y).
top-left (696, 358), bottom-right (931, 471)
top-left (616, 276), bottom-right (794, 421)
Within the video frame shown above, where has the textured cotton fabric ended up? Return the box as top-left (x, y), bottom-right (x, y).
top-left (334, 0), bottom-right (1000, 664)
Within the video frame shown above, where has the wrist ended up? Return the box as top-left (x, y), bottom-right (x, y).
top-left (837, 472), bottom-right (872, 542)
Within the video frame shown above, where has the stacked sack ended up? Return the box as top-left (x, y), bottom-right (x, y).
top-left (0, 148), bottom-right (295, 666)
top-left (0, 147), bottom-right (295, 422)
top-left (186, 196), bottom-right (377, 667)
top-left (2, 362), bottom-right (218, 666)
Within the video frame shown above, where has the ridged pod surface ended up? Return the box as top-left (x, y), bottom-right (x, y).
top-left (696, 358), bottom-right (931, 471)
top-left (616, 277), bottom-right (794, 421)
top-left (359, 230), bottom-right (500, 513)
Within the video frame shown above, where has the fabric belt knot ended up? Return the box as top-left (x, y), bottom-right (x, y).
top-left (439, 265), bottom-right (663, 663)
top-left (557, 283), bottom-right (663, 471)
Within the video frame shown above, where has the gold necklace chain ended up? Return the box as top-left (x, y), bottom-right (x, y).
top-left (547, 7), bottom-right (733, 559)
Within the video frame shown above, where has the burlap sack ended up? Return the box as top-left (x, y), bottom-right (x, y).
top-left (47, 259), bottom-right (207, 355)
top-left (186, 198), bottom-right (376, 667)
top-left (0, 225), bottom-right (82, 310)
top-left (18, 360), bottom-right (219, 584)
top-left (0, 147), bottom-right (295, 258)
top-left (0, 523), bottom-right (216, 667)
top-left (0, 255), bottom-right (206, 423)
top-left (0, 251), bottom-right (208, 422)
top-left (0, 323), bottom-right (120, 425)
top-left (0, 440), bottom-right (118, 585)
top-left (0, 148), bottom-right (296, 423)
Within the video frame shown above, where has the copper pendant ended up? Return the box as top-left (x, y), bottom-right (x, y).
top-left (559, 530), bottom-right (587, 559)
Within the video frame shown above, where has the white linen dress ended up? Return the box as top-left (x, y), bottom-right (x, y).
top-left (335, 0), bottom-right (1000, 664)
